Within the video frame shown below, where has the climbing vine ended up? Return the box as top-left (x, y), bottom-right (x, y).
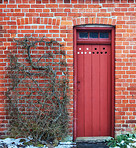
top-left (6, 36), bottom-right (69, 146)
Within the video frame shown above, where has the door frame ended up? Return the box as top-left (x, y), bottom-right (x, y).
top-left (73, 26), bottom-right (115, 141)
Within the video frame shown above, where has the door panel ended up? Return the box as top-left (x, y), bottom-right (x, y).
top-left (76, 44), bottom-right (111, 137)
top-left (84, 45), bottom-right (92, 136)
top-left (92, 45), bottom-right (100, 136)
top-left (77, 45), bottom-right (84, 136)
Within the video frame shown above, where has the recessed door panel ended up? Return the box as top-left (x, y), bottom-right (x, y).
top-left (76, 44), bottom-right (111, 137)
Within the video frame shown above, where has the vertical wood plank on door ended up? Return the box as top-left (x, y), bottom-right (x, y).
top-left (92, 45), bottom-right (100, 136)
top-left (77, 45), bottom-right (84, 137)
top-left (107, 45), bottom-right (112, 135)
top-left (99, 45), bottom-right (108, 136)
top-left (84, 45), bottom-right (92, 136)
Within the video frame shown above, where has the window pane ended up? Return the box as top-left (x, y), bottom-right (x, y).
top-left (89, 32), bottom-right (98, 38)
top-left (64, 0), bottom-right (70, 3)
top-left (100, 32), bottom-right (109, 38)
top-left (79, 32), bottom-right (88, 38)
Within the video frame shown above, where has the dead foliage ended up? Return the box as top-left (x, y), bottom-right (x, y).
top-left (5, 36), bottom-right (70, 146)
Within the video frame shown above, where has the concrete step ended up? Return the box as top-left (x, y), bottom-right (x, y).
top-left (76, 136), bottom-right (112, 143)
top-left (77, 143), bottom-right (109, 148)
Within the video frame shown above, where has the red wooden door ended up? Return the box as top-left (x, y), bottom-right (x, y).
top-left (76, 44), bottom-right (111, 137)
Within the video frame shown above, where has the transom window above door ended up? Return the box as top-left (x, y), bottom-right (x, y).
top-left (77, 30), bottom-right (111, 44)
top-left (78, 31), bottom-right (110, 39)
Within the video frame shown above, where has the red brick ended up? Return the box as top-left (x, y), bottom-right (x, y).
top-left (112, 12), bottom-right (124, 16)
top-left (55, 13), bottom-right (67, 16)
top-left (68, 13), bottom-right (82, 17)
top-left (13, 13), bottom-right (24, 16)
top-left (126, 21), bottom-right (136, 24)
top-left (59, 4), bottom-right (72, 7)
top-left (126, 120), bottom-right (136, 123)
top-left (119, 4), bottom-right (129, 7)
top-left (103, 4), bottom-right (115, 7)
top-left (35, 30), bottom-right (48, 33)
top-left (40, 13), bottom-right (53, 17)
top-left (46, 4), bottom-right (58, 8)
top-left (31, 4), bottom-right (45, 8)
top-left (88, 4), bottom-right (101, 8)
top-left (0, 5), bottom-right (6, 8)
top-left (7, 22), bottom-right (16, 25)
top-left (21, 30), bottom-right (34, 33)
top-left (83, 13), bottom-right (96, 17)
top-left (49, 30), bottom-right (59, 33)
top-left (18, 5), bottom-right (30, 8)
top-left (7, 4), bottom-right (17, 8)
top-left (26, 13), bottom-right (39, 17)
top-left (97, 13), bottom-right (111, 17)
top-left (74, 4), bottom-right (87, 8)
top-left (36, 0), bottom-right (41, 3)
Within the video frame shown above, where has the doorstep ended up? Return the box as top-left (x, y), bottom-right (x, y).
top-left (76, 136), bottom-right (112, 143)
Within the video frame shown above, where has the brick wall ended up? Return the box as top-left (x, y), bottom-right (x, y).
top-left (0, 0), bottom-right (136, 138)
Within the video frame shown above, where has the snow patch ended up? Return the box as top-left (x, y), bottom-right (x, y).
top-left (0, 138), bottom-right (76, 148)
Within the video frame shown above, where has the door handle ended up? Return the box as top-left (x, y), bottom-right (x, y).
top-left (77, 81), bottom-right (80, 83)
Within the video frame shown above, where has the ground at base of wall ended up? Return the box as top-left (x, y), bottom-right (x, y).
top-left (0, 138), bottom-right (76, 148)
top-left (0, 138), bottom-right (108, 148)
top-left (1, 137), bottom-right (136, 148)
top-left (0, 140), bottom-right (109, 148)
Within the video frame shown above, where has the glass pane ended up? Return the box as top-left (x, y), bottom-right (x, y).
top-left (79, 32), bottom-right (88, 38)
top-left (100, 32), bottom-right (109, 38)
top-left (89, 32), bottom-right (98, 38)
top-left (64, 0), bottom-right (70, 3)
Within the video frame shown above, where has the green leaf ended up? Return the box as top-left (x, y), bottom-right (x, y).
top-left (36, 144), bottom-right (44, 147)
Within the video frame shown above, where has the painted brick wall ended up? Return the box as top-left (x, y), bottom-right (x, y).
top-left (0, 0), bottom-right (136, 139)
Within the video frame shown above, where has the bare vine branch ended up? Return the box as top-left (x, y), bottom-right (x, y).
top-left (5, 36), bottom-right (69, 146)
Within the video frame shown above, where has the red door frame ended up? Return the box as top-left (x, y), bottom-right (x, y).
top-left (73, 26), bottom-right (115, 141)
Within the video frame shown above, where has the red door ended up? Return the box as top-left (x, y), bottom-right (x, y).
top-left (76, 44), bottom-right (112, 137)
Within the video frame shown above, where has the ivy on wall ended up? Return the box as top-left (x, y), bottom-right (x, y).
top-left (5, 36), bottom-right (70, 146)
